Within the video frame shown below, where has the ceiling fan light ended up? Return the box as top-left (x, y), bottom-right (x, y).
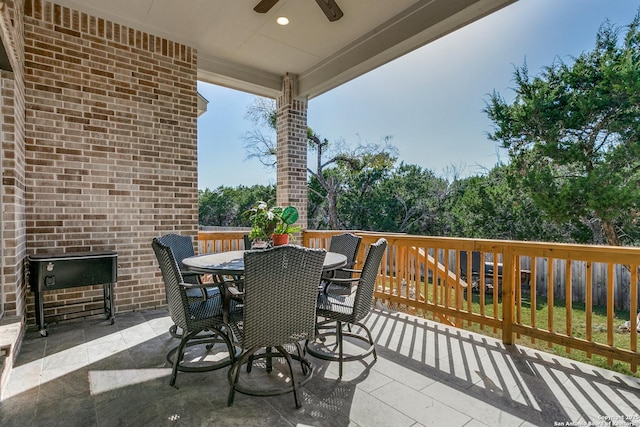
top-left (276, 16), bottom-right (289, 25)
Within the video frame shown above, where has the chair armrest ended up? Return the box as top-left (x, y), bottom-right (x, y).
top-left (325, 276), bottom-right (359, 284)
top-left (227, 286), bottom-right (244, 297)
top-left (179, 281), bottom-right (216, 290)
top-left (322, 276), bottom-right (360, 294)
top-left (338, 267), bottom-right (361, 274)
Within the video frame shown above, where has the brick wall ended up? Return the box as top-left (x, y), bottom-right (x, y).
top-left (276, 74), bottom-right (308, 229)
top-left (1, 0), bottom-right (27, 318)
top-left (22, 0), bottom-right (199, 324)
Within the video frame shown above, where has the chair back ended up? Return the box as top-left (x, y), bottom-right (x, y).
top-left (151, 237), bottom-right (190, 329)
top-left (328, 233), bottom-right (362, 280)
top-left (242, 245), bottom-right (326, 348)
top-left (156, 233), bottom-right (199, 284)
top-left (243, 234), bottom-right (252, 250)
top-left (352, 238), bottom-right (387, 322)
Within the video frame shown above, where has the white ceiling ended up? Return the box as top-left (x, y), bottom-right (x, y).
top-left (51, 0), bottom-right (516, 99)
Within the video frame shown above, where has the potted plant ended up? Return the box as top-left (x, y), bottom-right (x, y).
top-left (245, 201), bottom-right (302, 246)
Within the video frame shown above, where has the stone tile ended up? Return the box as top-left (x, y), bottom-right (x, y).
top-left (42, 327), bottom-right (86, 353)
top-left (348, 388), bottom-right (416, 427)
top-left (370, 380), bottom-right (472, 426)
top-left (87, 350), bottom-right (137, 372)
top-left (117, 322), bottom-right (164, 347)
top-left (370, 352), bottom-right (437, 391)
top-left (142, 315), bottom-right (176, 337)
top-left (419, 380), bottom-right (529, 427)
top-left (41, 345), bottom-right (89, 370)
top-left (3, 357), bottom-right (42, 399)
top-left (127, 337), bottom-right (172, 369)
top-left (4, 307), bottom-right (639, 427)
top-left (464, 420), bottom-right (492, 427)
top-left (265, 386), bottom-right (353, 427)
top-left (521, 362), bottom-right (640, 425)
top-left (44, 319), bottom-right (86, 336)
top-left (82, 319), bottom-right (119, 342)
top-left (35, 393), bottom-right (96, 427)
top-left (38, 363), bottom-right (91, 404)
top-left (213, 398), bottom-right (295, 426)
top-left (85, 334), bottom-right (130, 364)
top-left (301, 368), bottom-right (367, 420)
top-left (111, 311), bottom-right (146, 327)
top-left (0, 388), bottom-right (38, 427)
top-left (12, 337), bottom-right (46, 365)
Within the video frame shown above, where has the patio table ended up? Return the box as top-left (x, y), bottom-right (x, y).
top-left (182, 249), bottom-right (347, 276)
top-left (182, 248), bottom-right (347, 374)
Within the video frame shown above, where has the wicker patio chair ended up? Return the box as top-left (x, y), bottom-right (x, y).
top-left (155, 233), bottom-right (220, 338)
top-left (152, 237), bottom-right (237, 387)
top-left (322, 233), bottom-right (362, 295)
top-left (306, 238), bottom-right (387, 378)
top-left (227, 245), bottom-right (326, 409)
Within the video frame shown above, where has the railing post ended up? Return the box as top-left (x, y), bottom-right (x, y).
top-left (502, 247), bottom-right (515, 345)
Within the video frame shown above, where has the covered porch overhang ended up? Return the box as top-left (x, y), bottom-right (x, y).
top-left (0, 0), bottom-right (525, 405)
top-left (50, 0), bottom-right (517, 224)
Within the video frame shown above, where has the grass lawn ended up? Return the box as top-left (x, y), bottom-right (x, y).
top-left (464, 292), bottom-right (638, 378)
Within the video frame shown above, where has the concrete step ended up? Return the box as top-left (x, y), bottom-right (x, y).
top-left (0, 316), bottom-right (23, 401)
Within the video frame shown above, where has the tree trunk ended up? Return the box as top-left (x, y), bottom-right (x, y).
top-left (326, 177), bottom-right (340, 229)
top-left (586, 216), bottom-right (621, 246)
top-left (602, 219), bottom-right (621, 246)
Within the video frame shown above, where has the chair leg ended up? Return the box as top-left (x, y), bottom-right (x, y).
top-left (170, 331), bottom-right (197, 386)
top-left (336, 321), bottom-right (344, 379)
top-left (227, 347), bottom-right (258, 406)
top-left (169, 324), bottom-right (180, 338)
top-left (293, 341), bottom-right (309, 375)
top-left (215, 325), bottom-right (237, 363)
top-left (276, 345), bottom-right (302, 409)
top-left (360, 321), bottom-right (377, 361)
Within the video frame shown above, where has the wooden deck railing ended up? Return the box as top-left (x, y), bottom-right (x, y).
top-left (198, 230), bottom-right (640, 373)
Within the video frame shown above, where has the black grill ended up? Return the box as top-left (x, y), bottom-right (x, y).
top-left (27, 251), bottom-right (117, 336)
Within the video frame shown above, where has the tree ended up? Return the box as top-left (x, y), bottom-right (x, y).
top-left (243, 98), bottom-right (277, 167)
top-left (446, 165), bottom-right (568, 241)
top-left (485, 14), bottom-right (640, 245)
top-left (307, 131), bottom-right (397, 229)
top-left (242, 97), bottom-right (397, 229)
top-left (338, 162), bottom-right (447, 234)
top-left (198, 185), bottom-right (275, 227)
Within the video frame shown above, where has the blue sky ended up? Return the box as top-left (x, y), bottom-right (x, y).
top-left (196, 0), bottom-right (639, 190)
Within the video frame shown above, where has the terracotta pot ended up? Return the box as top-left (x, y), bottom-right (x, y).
top-left (271, 234), bottom-right (289, 246)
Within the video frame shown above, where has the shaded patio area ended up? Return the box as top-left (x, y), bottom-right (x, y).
top-left (2, 306), bottom-right (638, 427)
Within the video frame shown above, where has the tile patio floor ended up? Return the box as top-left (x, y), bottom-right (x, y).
top-left (1, 306), bottom-right (639, 427)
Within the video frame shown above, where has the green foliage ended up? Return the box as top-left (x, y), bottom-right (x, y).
top-left (485, 13), bottom-right (640, 245)
top-left (446, 165), bottom-right (568, 241)
top-left (198, 185), bottom-right (275, 227)
top-left (243, 201), bottom-right (302, 240)
top-left (204, 13), bottom-right (640, 247)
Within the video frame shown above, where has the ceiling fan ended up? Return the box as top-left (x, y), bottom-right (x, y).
top-left (254, 0), bottom-right (344, 22)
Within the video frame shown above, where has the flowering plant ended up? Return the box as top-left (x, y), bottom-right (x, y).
top-left (245, 201), bottom-right (301, 242)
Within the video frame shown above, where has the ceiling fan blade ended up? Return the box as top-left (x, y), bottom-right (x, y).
top-left (315, 0), bottom-right (344, 22)
top-left (254, 0), bottom-right (280, 13)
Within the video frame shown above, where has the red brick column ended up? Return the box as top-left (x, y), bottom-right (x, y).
top-left (276, 74), bottom-right (308, 229)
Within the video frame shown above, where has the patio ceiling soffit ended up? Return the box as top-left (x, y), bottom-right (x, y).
top-left (198, 0), bottom-right (516, 99)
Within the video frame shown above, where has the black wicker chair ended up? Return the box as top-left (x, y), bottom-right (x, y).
top-left (227, 245), bottom-right (326, 409)
top-left (152, 237), bottom-right (237, 387)
top-left (155, 233), bottom-right (221, 338)
top-left (306, 238), bottom-right (387, 378)
top-left (322, 233), bottom-right (362, 295)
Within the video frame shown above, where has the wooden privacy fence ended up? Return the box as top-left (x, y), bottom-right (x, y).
top-left (524, 259), bottom-right (635, 311)
top-left (199, 230), bottom-right (640, 373)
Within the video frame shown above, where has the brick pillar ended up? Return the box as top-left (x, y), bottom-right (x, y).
top-left (276, 74), bottom-right (308, 229)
